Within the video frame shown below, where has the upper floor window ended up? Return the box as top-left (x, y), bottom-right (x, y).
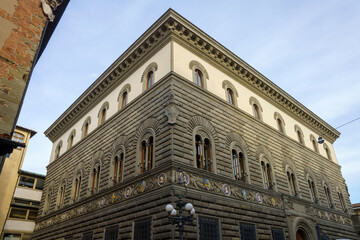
top-left (308, 177), bottom-right (317, 203)
top-left (324, 144), bottom-right (332, 160)
top-left (232, 150), bottom-right (246, 182)
top-left (140, 136), bottom-right (154, 174)
top-left (226, 88), bottom-right (234, 105)
top-left (45, 191), bottom-right (52, 212)
top-left (297, 131), bottom-right (303, 144)
top-left (286, 170), bottom-right (297, 196)
top-left (312, 139), bottom-right (318, 153)
top-left (249, 97), bottom-right (263, 121)
top-left (146, 71), bottom-right (154, 89)
top-left (194, 69), bottom-right (204, 88)
top-left (274, 112), bottom-right (286, 134)
top-left (12, 132), bottom-right (25, 143)
top-left (294, 125), bottom-right (304, 145)
top-left (338, 190), bottom-right (347, 212)
top-left (253, 104), bottom-right (261, 120)
top-left (81, 117), bottom-right (91, 139)
top-left (83, 122), bottom-right (89, 137)
top-left (113, 153), bottom-right (124, 184)
top-left (277, 119), bottom-right (284, 133)
top-left (195, 135), bottom-right (212, 172)
top-left (324, 184), bottom-right (333, 208)
top-left (98, 102), bottom-right (109, 126)
top-left (73, 175), bottom-right (81, 201)
top-left (261, 160), bottom-right (273, 190)
top-left (54, 141), bottom-right (62, 160)
top-left (67, 129), bottom-right (76, 150)
top-left (91, 166), bottom-right (100, 193)
top-left (121, 91), bottom-right (128, 109)
top-left (58, 182), bottom-right (66, 207)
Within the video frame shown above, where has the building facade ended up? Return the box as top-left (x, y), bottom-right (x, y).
top-left (0, 126), bottom-right (36, 231)
top-left (0, 0), bottom-right (69, 162)
top-left (1, 170), bottom-right (45, 240)
top-left (33, 9), bottom-right (359, 240)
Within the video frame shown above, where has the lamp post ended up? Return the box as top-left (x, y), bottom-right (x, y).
top-left (165, 166), bottom-right (195, 240)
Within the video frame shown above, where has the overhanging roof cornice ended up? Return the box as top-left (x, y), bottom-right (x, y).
top-left (45, 8), bottom-right (340, 143)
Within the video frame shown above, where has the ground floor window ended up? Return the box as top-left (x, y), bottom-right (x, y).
top-left (82, 232), bottom-right (93, 240)
top-left (198, 216), bottom-right (220, 240)
top-left (271, 227), bottom-right (285, 240)
top-left (104, 226), bottom-right (118, 240)
top-left (134, 218), bottom-right (152, 240)
top-left (239, 222), bottom-right (257, 240)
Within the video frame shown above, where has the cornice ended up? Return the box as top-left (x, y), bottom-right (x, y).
top-left (45, 9), bottom-right (340, 143)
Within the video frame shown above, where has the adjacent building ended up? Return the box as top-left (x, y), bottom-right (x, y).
top-left (1, 170), bottom-right (45, 240)
top-left (33, 9), bottom-right (359, 240)
top-left (0, 0), bottom-right (69, 166)
top-left (0, 126), bottom-right (36, 231)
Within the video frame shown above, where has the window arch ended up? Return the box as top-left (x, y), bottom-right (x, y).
top-left (88, 150), bottom-right (104, 195)
top-left (294, 125), bottom-right (304, 145)
top-left (54, 140), bottom-right (63, 160)
top-left (109, 135), bottom-right (128, 186)
top-left (57, 181), bottom-right (66, 208)
top-left (117, 83), bottom-right (131, 110)
top-left (98, 101), bottom-right (109, 126)
top-left (323, 182), bottom-right (333, 208)
top-left (72, 172), bottom-right (82, 202)
top-left (249, 97), bottom-right (263, 121)
top-left (310, 134), bottom-right (319, 153)
top-left (138, 133), bottom-right (154, 174)
top-left (67, 129), bottom-right (76, 150)
top-left (336, 187), bottom-right (347, 212)
top-left (43, 181), bottom-right (54, 214)
top-left (323, 143), bottom-right (332, 160)
top-left (286, 168), bottom-right (298, 196)
top-left (274, 112), bottom-right (286, 134)
top-left (195, 134), bottom-right (212, 172)
top-left (90, 165), bottom-right (101, 194)
top-left (222, 80), bottom-right (239, 107)
top-left (304, 167), bottom-right (319, 203)
top-left (141, 62), bottom-right (158, 91)
top-left (261, 158), bottom-right (274, 190)
top-left (81, 116), bottom-right (91, 139)
top-left (189, 60), bottom-right (209, 89)
top-left (113, 151), bottom-right (125, 184)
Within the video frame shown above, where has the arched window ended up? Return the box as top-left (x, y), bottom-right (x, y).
top-left (81, 117), bottom-right (91, 139)
top-left (67, 130), bottom-right (76, 150)
top-left (146, 71), bottom-right (154, 89)
top-left (195, 135), bottom-right (212, 172)
top-left (58, 183), bottom-right (66, 207)
top-left (325, 147), bottom-right (331, 160)
top-left (261, 161), bottom-right (273, 190)
top-left (312, 139), bottom-right (318, 153)
top-left (98, 102), bottom-right (109, 126)
top-left (194, 69), bottom-right (203, 88)
top-left (54, 140), bottom-right (63, 160)
top-left (277, 118), bottom-right (284, 133)
top-left (91, 166), bottom-right (100, 193)
top-left (226, 88), bottom-right (234, 105)
top-left (100, 108), bottom-right (106, 125)
top-left (12, 132), bottom-right (25, 143)
top-left (232, 150), bottom-right (246, 182)
top-left (253, 104), bottom-right (261, 120)
top-left (308, 178), bottom-right (317, 203)
top-left (121, 91), bottom-right (128, 109)
top-left (274, 112), bottom-right (286, 134)
top-left (44, 188), bottom-right (52, 212)
top-left (294, 125), bottom-right (304, 145)
top-left (73, 175), bottom-right (81, 201)
top-left (113, 153), bottom-right (124, 184)
top-left (83, 122), bottom-right (89, 137)
top-left (297, 131), bottom-right (303, 144)
top-left (287, 170), bottom-right (297, 196)
top-left (324, 184), bottom-right (333, 208)
top-left (338, 191), bottom-right (347, 212)
top-left (139, 136), bottom-right (154, 174)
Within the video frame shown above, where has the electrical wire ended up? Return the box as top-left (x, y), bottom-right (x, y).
top-left (335, 116), bottom-right (360, 130)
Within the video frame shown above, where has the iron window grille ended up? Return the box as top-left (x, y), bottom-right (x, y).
top-left (271, 228), bottom-right (285, 240)
top-left (240, 223), bottom-right (257, 240)
top-left (105, 226), bottom-right (118, 240)
top-left (198, 216), bottom-right (220, 240)
top-left (134, 218), bottom-right (152, 240)
top-left (82, 232), bottom-right (93, 240)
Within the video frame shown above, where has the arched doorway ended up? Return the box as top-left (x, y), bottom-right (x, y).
top-left (296, 228), bottom-right (309, 240)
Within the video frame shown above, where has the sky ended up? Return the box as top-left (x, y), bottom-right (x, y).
top-left (18, 1), bottom-right (360, 203)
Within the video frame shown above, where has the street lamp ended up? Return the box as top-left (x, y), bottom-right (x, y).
top-left (165, 166), bottom-right (195, 240)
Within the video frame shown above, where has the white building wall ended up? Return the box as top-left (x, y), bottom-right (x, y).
top-left (50, 42), bottom-right (171, 163)
top-left (14, 187), bottom-right (42, 202)
top-left (173, 42), bottom-right (337, 163)
top-left (4, 220), bottom-right (35, 233)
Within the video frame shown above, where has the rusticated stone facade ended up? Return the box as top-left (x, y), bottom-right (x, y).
top-left (34, 9), bottom-right (359, 240)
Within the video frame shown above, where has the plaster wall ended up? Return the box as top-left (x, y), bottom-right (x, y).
top-left (172, 42), bottom-right (337, 163)
top-left (49, 42), bottom-right (171, 163)
top-left (4, 219), bottom-right (35, 232)
top-left (14, 187), bottom-right (43, 201)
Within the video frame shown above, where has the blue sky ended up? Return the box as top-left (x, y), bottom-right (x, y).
top-left (18, 1), bottom-right (360, 203)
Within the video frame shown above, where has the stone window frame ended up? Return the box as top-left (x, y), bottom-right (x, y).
top-left (322, 180), bottom-right (334, 209)
top-left (43, 180), bottom-right (55, 214)
top-left (67, 129), bottom-right (76, 150)
top-left (294, 124), bottom-right (305, 145)
top-left (249, 96), bottom-right (263, 121)
top-left (304, 167), bottom-right (319, 203)
top-left (282, 157), bottom-right (301, 198)
top-left (193, 126), bottom-right (217, 174)
top-left (274, 112), bottom-right (286, 134)
top-left (109, 135), bottom-right (128, 186)
top-left (56, 172), bottom-right (69, 209)
top-left (285, 166), bottom-right (299, 197)
top-left (309, 134), bottom-right (319, 153)
top-left (189, 60), bottom-right (209, 90)
top-left (256, 145), bottom-right (277, 192)
top-left (81, 116), bottom-right (91, 139)
top-left (97, 101), bottom-right (109, 126)
top-left (71, 162), bottom-right (84, 203)
top-left (112, 146), bottom-right (126, 185)
top-left (222, 80), bottom-right (239, 107)
top-left (137, 129), bottom-right (155, 175)
top-left (141, 62), bottom-right (158, 91)
top-left (197, 215), bottom-right (221, 240)
top-left (336, 186), bottom-right (347, 212)
top-left (87, 150), bottom-right (104, 195)
top-left (323, 143), bottom-right (332, 161)
top-left (229, 142), bottom-right (249, 183)
top-left (291, 217), bottom-right (317, 240)
top-left (117, 83), bottom-right (131, 110)
top-left (260, 155), bottom-right (276, 191)
top-left (54, 140), bottom-right (63, 160)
